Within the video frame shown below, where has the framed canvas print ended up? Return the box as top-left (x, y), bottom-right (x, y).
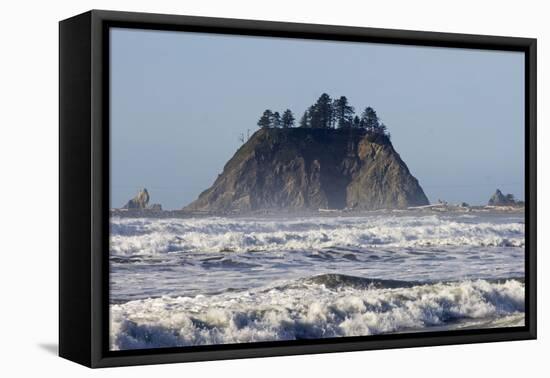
top-left (59, 10), bottom-right (536, 368)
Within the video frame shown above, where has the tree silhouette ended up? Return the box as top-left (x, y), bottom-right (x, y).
top-left (299, 110), bottom-right (311, 128)
top-left (272, 111), bottom-right (282, 128)
top-left (360, 107), bottom-right (379, 132)
top-left (257, 109), bottom-right (273, 128)
top-left (309, 93), bottom-right (333, 128)
top-left (352, 115), bottom-right (361, 128)
top-left (376, 122), bottom-right (388, 136)
top-left (257, 96), bottom-right (390, 136)
top-left (333, 96), bottom-right (355, 128)
top-left (281, 109), bottom-right (295, 128)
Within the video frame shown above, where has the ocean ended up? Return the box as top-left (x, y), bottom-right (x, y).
top-left (109, 211), bottom-right (525, 350)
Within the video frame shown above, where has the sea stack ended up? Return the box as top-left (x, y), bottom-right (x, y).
top-left (488, 189), bottom-right (517, 206)
top-left (185, 128), bottom-right (429, 213)
top-left (123, 188), bottom-right (150, 209)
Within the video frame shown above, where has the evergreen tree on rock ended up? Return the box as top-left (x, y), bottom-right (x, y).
top-left (257, 109), bottom-right (273, 128)
top-left (281, 109), bottom-right (295, 128)
top-left (333, 96), bottom-right (355, 129)
top-left (299, 110), bottom-right (311, 128)
top-left (272, 111), bottom-right (282, 128)
top-left (361, 107), bottom-right (380, 132)
top-left (310, 93), bottom-right (333, 128)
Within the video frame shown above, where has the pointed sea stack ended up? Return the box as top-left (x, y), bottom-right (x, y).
top-left (185, 128), bottom-right (429, 213)
top-left (123, 188), bottom-right (150, 209)
top-left (488, 189), bottom-right (517, 206)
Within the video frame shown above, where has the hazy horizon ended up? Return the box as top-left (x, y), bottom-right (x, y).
top-left (110, 28), bottom-right (525, 210)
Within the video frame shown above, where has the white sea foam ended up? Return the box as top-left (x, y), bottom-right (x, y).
top-left (110, 214), bottom-right (524, 256)
top-left (109, 212), bottom-right (526, 350)
top-left (109, 213), bottom-right (525, 303)
top-left (110, 278), bottom-right (525, 350)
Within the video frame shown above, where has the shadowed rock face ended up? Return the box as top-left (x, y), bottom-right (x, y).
top-left (184, 128), bottom-right (429, 213)
top-left (488, 189), bottom-right (517, 206)
top-left (123, 188), bottom-right (150, 209)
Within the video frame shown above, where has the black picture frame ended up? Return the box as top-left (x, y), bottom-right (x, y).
top-left (59, 9), bottom-right (537, 368)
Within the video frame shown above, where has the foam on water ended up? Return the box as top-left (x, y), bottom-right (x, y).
top-left (110, 213), bottom-right (525, 302)
top-left (110, 213), bottom-right (524, 256)
top-left (110, 277), bottom-right (525, 350)
top-left (109, 212), bottom-right (525, 350)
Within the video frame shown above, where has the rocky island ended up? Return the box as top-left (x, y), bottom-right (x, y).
top-left (488, 189), bottom-right (523, 207)
top-left (122, 188), bottom-right (150, 209)
top-left (112, 92), bottom-right (525, 218)
top-left (112, 188), bottom-right (163, 216)
top-left (184, 127), bottom-right (429, 214)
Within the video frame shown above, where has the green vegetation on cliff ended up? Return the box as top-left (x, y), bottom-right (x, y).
top-left (257, 93), bottom-right (389, 138)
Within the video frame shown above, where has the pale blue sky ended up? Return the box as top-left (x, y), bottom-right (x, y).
top-left (110, 28), bottom-right (525, 209)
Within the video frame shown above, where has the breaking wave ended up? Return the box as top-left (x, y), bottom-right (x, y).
top-left (110, 214), bottom-right (524, 256)
top-left (110, 276), bottom-right (525, 350)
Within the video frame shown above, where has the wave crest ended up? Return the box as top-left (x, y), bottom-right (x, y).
top-left (110, 215), bottom-right (524, 256)
top-left (110, 278), bottom-right (525, 350)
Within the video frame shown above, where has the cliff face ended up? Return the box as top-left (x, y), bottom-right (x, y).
top-left (185, 128), bottom-right (429, 213)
